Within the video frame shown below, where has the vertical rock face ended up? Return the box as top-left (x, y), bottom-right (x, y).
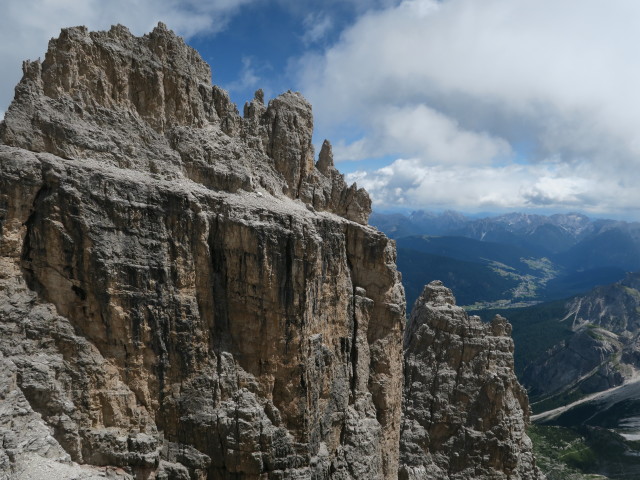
top-left (0, 23), bottom-right (542, 480)
top-left (400, 281), bottom-right (543, 480)
top-left (0, 24), bottom-right (400, 479)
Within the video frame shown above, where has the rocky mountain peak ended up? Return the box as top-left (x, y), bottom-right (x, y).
top-left (401, 281), bottom-right (543, 479)
top-left (0, 22), bottom-right (370, 224)
top-left (0, 24), bottom-right (540, 479)
top-left (413, 279), bottom-right (456, 308)
top-left (316, 139), bottom-right (335, 174)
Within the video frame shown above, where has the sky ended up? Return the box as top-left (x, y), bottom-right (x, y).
top-left (1, 0), bottom-right (639, 220)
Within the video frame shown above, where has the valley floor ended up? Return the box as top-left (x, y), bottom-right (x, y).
top-left (531, 377), bottom-right (640, 479)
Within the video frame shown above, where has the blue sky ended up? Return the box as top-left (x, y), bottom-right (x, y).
top-left (2, 0), bottom-right (640, 220)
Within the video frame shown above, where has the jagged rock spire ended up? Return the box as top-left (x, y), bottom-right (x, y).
top-left (0, 22), bottom-right (371, 223)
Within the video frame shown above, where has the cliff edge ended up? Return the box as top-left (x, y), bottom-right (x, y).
top-left (0, 24), bottom-right (402, 479)
top-left (0, 24), bottom-right (541, 480)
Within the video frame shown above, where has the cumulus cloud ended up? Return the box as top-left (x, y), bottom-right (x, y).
top-left (349, 104), bottom-right (512, 165)
top-left (298, 0), bottom-right (640, 217)
top-left (348, 158), bottom-right (635, 216)
top-left (0, 0), bottom-right (257, 112)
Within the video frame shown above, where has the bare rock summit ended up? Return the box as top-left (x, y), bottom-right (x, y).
top-left (0, 23), bottom-right (541, 480)
top-left (0, 23), bottom-right (370, 223)
top-left (401, 281), bottom-right (543, 480)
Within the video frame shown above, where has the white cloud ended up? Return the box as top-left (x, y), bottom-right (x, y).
top-left (226, 56), bottom-right (262, 94)
top-left (373, 105), bottom-right (511, 165)
top-left (302, 12), bottom-right (334, 45)
top-left (348, 158), bottom-right (638, 217)
top-left (297, 0), bottom-right (640, 216)
top-left (0, 0), bottom-right (258, 113)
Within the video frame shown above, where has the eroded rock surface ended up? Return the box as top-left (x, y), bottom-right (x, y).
top-left (0, 24), bottom-right (400, 479)
top-left (0, 23), bottom-right (370, 223)
top-left (400, 281), bottom-right (543, 480)
top-left (0, 23), bottom-right (542, 480)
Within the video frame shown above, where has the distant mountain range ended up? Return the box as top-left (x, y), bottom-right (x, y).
top-left (372, 210), bottom-right (640, 308)
top-left (408, 212), bottom-right (640, 480)
top-left (490, 273), bottom-right (640, 480)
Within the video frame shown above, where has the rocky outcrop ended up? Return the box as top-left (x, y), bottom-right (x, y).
top-left (400, 281), bottom-right (543, 480)
top-left (0, 23), bottom-right (370, 223)
top-left (0, 23), bottom-right (541, 480)
top-left (0, 24), bottom-right (400, 479)
top-left (523, 272), bottom-right (640, 403)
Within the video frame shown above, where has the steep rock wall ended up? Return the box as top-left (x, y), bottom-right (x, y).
top-left (0, 23), bottom-right (542, 480)
top-left (400, 281), bottom-right (543, 480)
top-left (0, 24), bottom-right (401, 479)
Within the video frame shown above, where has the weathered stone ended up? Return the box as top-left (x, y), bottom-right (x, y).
top-left (0, 23), bottom-right (542, 480)
top-left (400, 281), bottom-right (543, 480)
top-left (0, 23), bottom-right (371, 225)
top-left (0, 24), bottom-right (400, 478)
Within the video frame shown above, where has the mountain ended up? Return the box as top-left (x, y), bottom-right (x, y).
top-left (476, 274), bottom-right (640, 479)
top-left (375, 211), bottom-right (633, 309)
top-left (0, 24), bottom-right (541, 479)
top-left (397, 235), bottom-right (538, 268)
top-left (0, 23), bottom-right (401, 479)
top-left (396, 234), bottom-right (625, 309)
top-left (553, 226), bottom-right (640, 271)
top-left (475, 273), bottom-right (640, 412)
top-left (372, 210), bottom-right (640, 259)
top-left (521, 273), bottom-right (640, 410)
top-left (473, 300), bottom-right (574, 379)
top-left (481, 273), bottom-right (640, 409)
top-left (395, 235), bottom-right (541, 308)
top-left (370, 210), bottom-right (468, 238)
top-left (372, 210), bottom-right (594, 244)
top-left (397, 247), bottom-right (520, 308)
top-left (401, 282), bottom-right (542, 479)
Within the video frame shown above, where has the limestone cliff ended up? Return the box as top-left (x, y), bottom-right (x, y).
top-left (0, 23), bottom-right (540, 480)
top-left (0, 23), bottom-right (371, 224)
top-left (0, 24), bottom-right (401, 479)
top-left (400, 282), bottom-right (543, 479)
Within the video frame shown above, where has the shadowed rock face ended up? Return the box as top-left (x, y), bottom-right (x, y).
top-left (0, 24), bottom-right (400, 479)
top-left (0, 23), bottom-right (541, 480)
top-left (523, 272), bottom-right (640, 402)
top-left (400, 281), bottom-right (543, 480)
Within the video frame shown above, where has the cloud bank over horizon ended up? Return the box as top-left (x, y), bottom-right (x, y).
top-left (297, 0), bottom-right (640, 218)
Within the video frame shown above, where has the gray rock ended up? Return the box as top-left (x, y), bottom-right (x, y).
top-left (0, 24), bottom-right (402, 478)
top-left (0, 22), bottom-right (542, 480)
top-left (400, 281), bottom-right (544, 480)
top-left (0, 23), bottom-right (371, 225)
